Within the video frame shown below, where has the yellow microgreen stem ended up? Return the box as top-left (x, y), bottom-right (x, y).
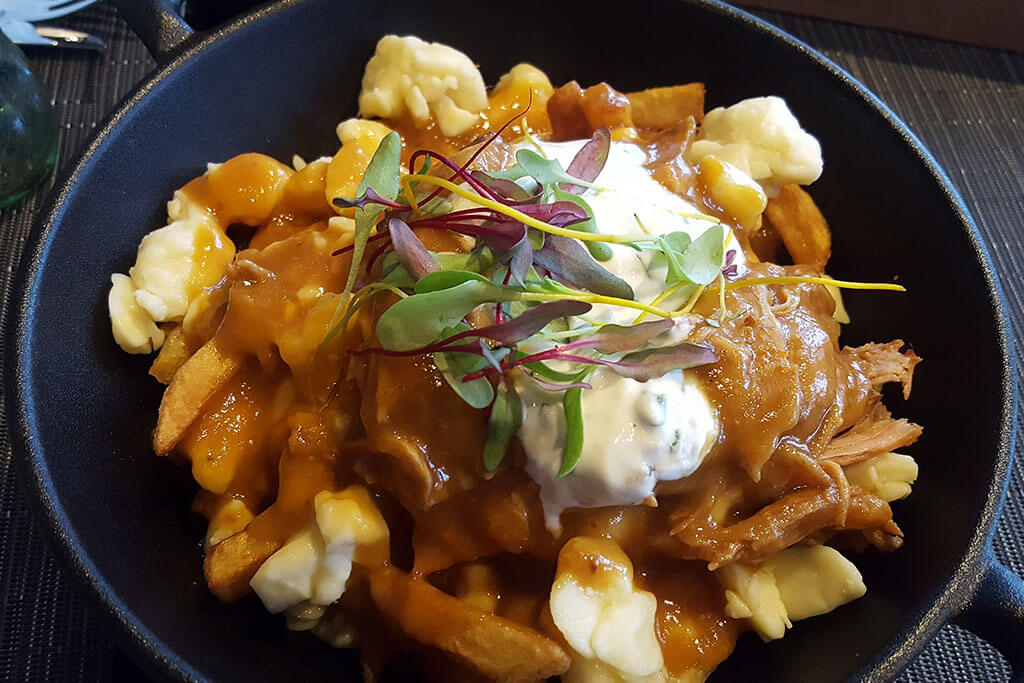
top-left (632, 280), bottom-right (692, 324)
top-left (522, 118), bottom-right (545, 155)
top-left (403, 174), bottom-right (658, 245)
top-left (520, 291), bottom-right (673, 318)
top-left (356, 281), bottom-right (410, 300)
top-left (400, 177), bottom-right (422, 217)
top-left (717, 276), bottom-right (906, 293)
top-left (669, 284), bottom-right (707, 317)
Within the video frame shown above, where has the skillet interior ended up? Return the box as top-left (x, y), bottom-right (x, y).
top-left (8, 0), bottom-right (1013, 680)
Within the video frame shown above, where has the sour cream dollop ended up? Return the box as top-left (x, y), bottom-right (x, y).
top-left (514, 139), bottom-right (747, 532)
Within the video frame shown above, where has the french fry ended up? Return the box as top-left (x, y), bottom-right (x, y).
top-left (204, 412), bottom-right (341, 601)
top-left (204, 528), bottom-right (281, 602)
top-left (764, 184), bottom-right (832, 269)
top-left (149, 326), bottom-right (194, 384)
top-left (628, 83), bottom-right (706, 128)
top-left (153, 339), bottom-right (242, 454)
top-left (369, 567), bottom-right (570, 681)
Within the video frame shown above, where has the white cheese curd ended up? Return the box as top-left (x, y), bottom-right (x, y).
top-left (107, 191), bottom-right (235, 354)
top-left (844, 452), bottom-right (918, 502)
top-left (250, 486), bottom-right (388, 614)
top-left (717, 545), bottom-right (866, 641)
top-left (513, 139), bottom-right (736, 532)
top-left (358, 35), bottom-right (487, 137)
top-left (519, 368), bottom-right (718, 534)
top-left (688, 96), bottom-right (823, 194)
top-left (551, 537), bottom-right (664, 679)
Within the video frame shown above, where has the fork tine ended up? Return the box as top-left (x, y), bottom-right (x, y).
top-left (23, 0), bottom-right (97, 22)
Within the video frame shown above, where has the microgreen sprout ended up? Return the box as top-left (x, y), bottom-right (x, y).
top-left (318, 111), bottom-right (907, 475)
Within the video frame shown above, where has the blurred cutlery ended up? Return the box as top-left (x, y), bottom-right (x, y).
top-left (0, 16), bottom-right (103, 49)
top-left (0, 0), bottom-right (98, 22)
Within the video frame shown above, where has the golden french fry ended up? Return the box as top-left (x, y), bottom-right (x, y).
top-left (148, 326), bottom-right (194, 384)
top-left (627, 83), bottom-right (705, 128)
top-left (764, 184), bottom-right (832, 269)
top-left (369, 566), bottom-right (570, 681)
top-left (204, 529), bottom-right (281, 602)
top-left (153, 339), bottom-right (242, 455)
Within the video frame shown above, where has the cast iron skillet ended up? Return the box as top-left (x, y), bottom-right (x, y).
top-left (6, 0), bottom-right (1022, 680)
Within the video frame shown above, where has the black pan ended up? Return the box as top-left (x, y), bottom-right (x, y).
top-left (5, 0), bottom-right (1022, 680)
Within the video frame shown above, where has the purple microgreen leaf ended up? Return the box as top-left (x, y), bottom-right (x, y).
top-left (598, 342), bottom-right (718, 381)
top-left (388, 218), bottom-right (439, 280)
top-left (561, 127), bottom-right (611, 194)
top-left (534, 234), bottom-right (634, 300)
top-left (332, 186), bottom-right (407, 211)
top-left (572, 319), bottom-right (676, 354)
top-left (482, 380), bottom-right (522, 472)
top-left (523, 370), bottom-right (593, 392)
top-left (505, 234), bottom-right (534, 287)
top-left (434, 350), bottom-right (495, 409)
top-left (517, 201), bottom-right (589, 226)
top-left (557, 387), bottom-right (584, 478)
top-left (471, 170), bottom-right (535, 202)
top-left (446, 300), bottom-right (592, 347)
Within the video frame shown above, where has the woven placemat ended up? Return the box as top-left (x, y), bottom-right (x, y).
top-left (0, 2), bottom-right (1021, 680)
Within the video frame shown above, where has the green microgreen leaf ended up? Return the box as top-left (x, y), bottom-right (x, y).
top-left (514, 149), bottom-right (597, 191)
top-left (489, 164), bottom-right (531, 181)
top-left (679, 224), bottom-right (725, 286)
top-left (658, 231), bottom-right (692, 285)
top-left (538, 277), bottom-right (577, 295)
top-left (557, 387), bottom-right (584, 478)
top-left (482, 381), bottom-right (522, 472)
top-left (436, 248), bottom-right (499, 274)
top-left (527, 228), bottom-right (545, 251)
top-left (434, 350), bottom-right (495, 409)
top-left (342, 132), bottom-right (402, 297)
top-left (415, 196), bottom-right (452, 217)
top-left (414, 269), bottom-right (492, 293)
top-left (480, 344), bottom-right (510, 372)
top-left (552, 187), bottom-right (612, 262)
top-left (523, 359), bottom-right (592, 383)
top-left (377, 277), bottom-right (517, 351)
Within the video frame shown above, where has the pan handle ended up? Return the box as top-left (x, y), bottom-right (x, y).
top-left (955, 551), bottom-right (1024, 678)
top-left (110, 0), bottom-right (194, 64)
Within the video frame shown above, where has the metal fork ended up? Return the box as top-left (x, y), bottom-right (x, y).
top-left (0, 0), bottom-right (99, 22)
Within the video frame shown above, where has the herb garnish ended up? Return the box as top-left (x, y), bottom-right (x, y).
top-left (320, 120), bottom-right (905, 475)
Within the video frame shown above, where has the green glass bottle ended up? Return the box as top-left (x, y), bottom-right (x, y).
top-left (0, 30), bottom-right (58, 209)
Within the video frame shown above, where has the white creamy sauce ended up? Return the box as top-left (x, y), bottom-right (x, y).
top-left (514, 139), bottom-right (749, 532)
top-left (520, 368), bottom-right (720, 533)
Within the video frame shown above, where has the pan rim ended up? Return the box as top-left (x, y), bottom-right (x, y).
top-left (4, 0), bottom-right (1018, 680)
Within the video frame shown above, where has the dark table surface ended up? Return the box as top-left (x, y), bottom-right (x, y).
top-left (0, 2), bottom-right (1021, 681)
